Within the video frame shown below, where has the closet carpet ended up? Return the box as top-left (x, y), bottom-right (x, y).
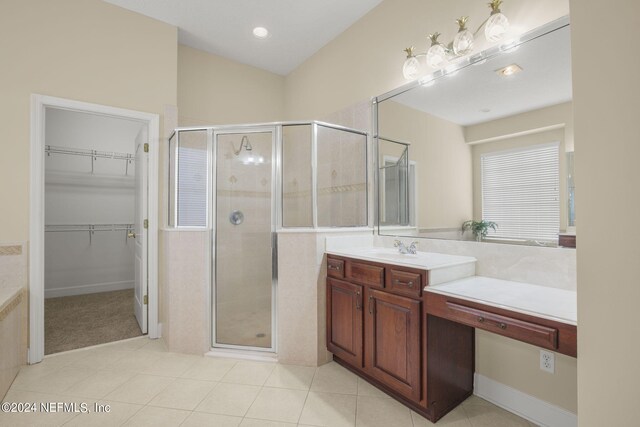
top-left (45, 289), bottom-right (143, 355)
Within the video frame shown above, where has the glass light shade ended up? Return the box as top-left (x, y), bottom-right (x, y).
top-left (402, 56), bottom-right (420, 80)
top-left (485, 13), bottom-right (509, 42)
top-left (453, 29), bottom-right (475, 55)
top-left (426, 44), bottom-right (448, 69)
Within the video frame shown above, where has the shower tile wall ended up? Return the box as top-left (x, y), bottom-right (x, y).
top-left (216, 132), bottom-right (273, 348)
top-left (316, 126), bottom-right (367, 227)
top-left (320, 100), bottom-right (372, 227)
top-left (282, 125), bottom-right (313, 227)
top-left (282, 122), bottom-right (368, 229)
top-left (0, 244), bottom-right (28, 363)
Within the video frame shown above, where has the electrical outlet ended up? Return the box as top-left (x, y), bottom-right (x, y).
top-left (540, 350), bottom-right (555, 373)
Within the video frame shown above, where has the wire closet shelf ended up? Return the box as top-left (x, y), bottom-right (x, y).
top-left (45, 223), bottom-right (134, 244)
top-left (45, 145), bottom-right (135, 175)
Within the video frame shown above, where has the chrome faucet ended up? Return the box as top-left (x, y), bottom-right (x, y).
top-left (394, 239), bottom-right (419, 254)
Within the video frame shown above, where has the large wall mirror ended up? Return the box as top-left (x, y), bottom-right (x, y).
top-left (374, 17), bottom-right (575, 247)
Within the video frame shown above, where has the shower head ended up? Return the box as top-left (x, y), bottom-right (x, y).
top-left (243, 136), bottom-right (252, 151)
top-left (233, 135), bottom-right (252, 155)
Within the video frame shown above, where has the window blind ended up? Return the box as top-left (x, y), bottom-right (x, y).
top-left (481, 143), bottom-right (559, 242)
top-left (177, 145), bottom-right (208, 227)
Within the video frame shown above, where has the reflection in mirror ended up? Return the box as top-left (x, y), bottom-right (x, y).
top-left (378, 138), bottom-right (410, 227)
top-left (375, 18), bottom-right (574, 247)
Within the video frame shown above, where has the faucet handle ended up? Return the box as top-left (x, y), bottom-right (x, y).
top-left (410, 241), bottom-right (419, 247)
top-left (394, 239), bottom-right (402, 247)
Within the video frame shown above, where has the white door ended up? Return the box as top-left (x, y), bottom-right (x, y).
top-left (133, 128), bottom-right (148, 333)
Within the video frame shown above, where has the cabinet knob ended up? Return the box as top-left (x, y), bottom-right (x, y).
top-left (499, 323), bottom-right (507, 330)
top-left (478, 316), bottom-right (485, 323)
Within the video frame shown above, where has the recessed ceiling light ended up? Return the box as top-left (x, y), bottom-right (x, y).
top-left (496, 64), bottom-right (523, 77)
top-left (253, 27), bottom-right (269, 39)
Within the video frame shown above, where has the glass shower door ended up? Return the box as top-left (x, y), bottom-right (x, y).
top-left (214, 129), bottom-right (276, 351)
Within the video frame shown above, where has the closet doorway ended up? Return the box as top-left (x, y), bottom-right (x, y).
top-left (30, 95), bottom-right (159, 363)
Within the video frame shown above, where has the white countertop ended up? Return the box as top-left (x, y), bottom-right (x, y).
top-left (426, 276), bottom-right (577, 326)
top-left (326, 247), bottom-right (477, 271)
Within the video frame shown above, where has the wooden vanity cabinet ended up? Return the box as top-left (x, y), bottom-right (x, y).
top-left (326, 278), bottom-right (363, 367)
top-left (326, 255), bottom-right (474, 422)
top-left (366, 289), bottom-right (422, 402)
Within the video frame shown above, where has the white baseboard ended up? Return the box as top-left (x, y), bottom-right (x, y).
top-left (474, 374), bottom-right (577, 427)
top-left (45, 280), bottom-right (134, 298)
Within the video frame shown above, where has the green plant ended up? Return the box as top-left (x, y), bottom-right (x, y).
top-left (461, 220), bottom-right (498, 241)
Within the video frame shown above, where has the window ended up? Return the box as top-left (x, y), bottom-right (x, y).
top-left (481, 143), bottom-right (559, 242)
top-left (168, 130), bottom-right (208, 228)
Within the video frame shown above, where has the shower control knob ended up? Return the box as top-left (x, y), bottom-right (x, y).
top-left (229, 210), bottom-right (244, 225)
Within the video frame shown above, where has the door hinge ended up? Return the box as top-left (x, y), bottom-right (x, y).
top-left (144, 143), bottom-right (149, 153)
top-left (144, 295), bottom-right (148, 305)
top-left (143, 219), bottom-right (148, 229)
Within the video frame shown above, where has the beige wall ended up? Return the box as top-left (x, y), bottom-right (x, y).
top-left (378, 100), bottom-right (473, 230)
top-left (285, 0), bottom-right (575, 413)
top-left (465, 102), bottom-right (574, 149)
top-left (177, 45), bottom-right (285, 126)
top-left (0, 0), bottom-right (178, 244)
top-left (571, 0), bottom-right (640, 425)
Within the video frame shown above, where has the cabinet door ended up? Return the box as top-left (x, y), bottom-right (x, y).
top-left (365, 289), bottom-right (421, 402)
top-left (327, 278), bottom-right (364, 367)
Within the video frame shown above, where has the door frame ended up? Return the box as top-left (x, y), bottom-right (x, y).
top-left (210, 126), bottom-right (279, 353)
top-left (29, 94), bottom-right (160, 363)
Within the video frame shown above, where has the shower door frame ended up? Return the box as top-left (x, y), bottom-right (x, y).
top-left (210, 125), bottom-right (281, 353)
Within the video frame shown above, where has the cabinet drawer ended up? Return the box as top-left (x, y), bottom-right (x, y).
top-left (327, 258), bottom-right (345, 278)
top-left (445, 302), bottom-right (558, 351)
top-left (347, 262), bottom-right (384, 288)
top-left (388, 269), bottom-right (422, 297)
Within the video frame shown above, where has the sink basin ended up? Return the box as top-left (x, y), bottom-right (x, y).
top-left (326, 246), bottom-right (477, 285)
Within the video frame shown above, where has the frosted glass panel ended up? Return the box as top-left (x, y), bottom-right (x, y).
top-left (282, 125), bottom-right (313, 227)
top-left (316, 125), bottom-right (367, 227)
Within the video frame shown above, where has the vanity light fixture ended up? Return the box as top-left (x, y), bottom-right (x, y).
top-left (496, 63), bottom-right (522, 77)
top-left (402, 0), bottom-right (511, 80)
top-left (252, 26), bottom-right (270, 39)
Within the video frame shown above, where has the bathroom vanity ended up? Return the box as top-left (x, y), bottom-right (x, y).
top-left (325, 248), bottom-right (577, 422)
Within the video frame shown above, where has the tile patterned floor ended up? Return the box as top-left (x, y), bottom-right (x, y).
top-left (1, 337), bottom-right (537, 426)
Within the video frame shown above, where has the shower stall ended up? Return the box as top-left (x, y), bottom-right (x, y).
top-left (168, 122), bottom-right (368, 353)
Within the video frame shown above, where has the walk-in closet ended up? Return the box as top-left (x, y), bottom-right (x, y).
top-left (44, 108), bottom-right (146, 354)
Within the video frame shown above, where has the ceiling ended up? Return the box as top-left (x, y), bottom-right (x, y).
top-left (389, 25), bottom-right (573, 126)
top-left (103, 0), bottom-right (383, 75)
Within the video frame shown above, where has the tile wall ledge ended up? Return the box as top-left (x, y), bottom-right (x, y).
top-left (159, 227), bottom-right (209, 232)
top-left (277, 227), bottom-right (373, 234)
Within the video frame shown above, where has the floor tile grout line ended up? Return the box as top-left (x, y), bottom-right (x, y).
top-left (295, 365), bottom-right (319, 425)
top-left (295, 390), bottom-right (311, 424)
top-left (238, 380), bottom-right (269, 419)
